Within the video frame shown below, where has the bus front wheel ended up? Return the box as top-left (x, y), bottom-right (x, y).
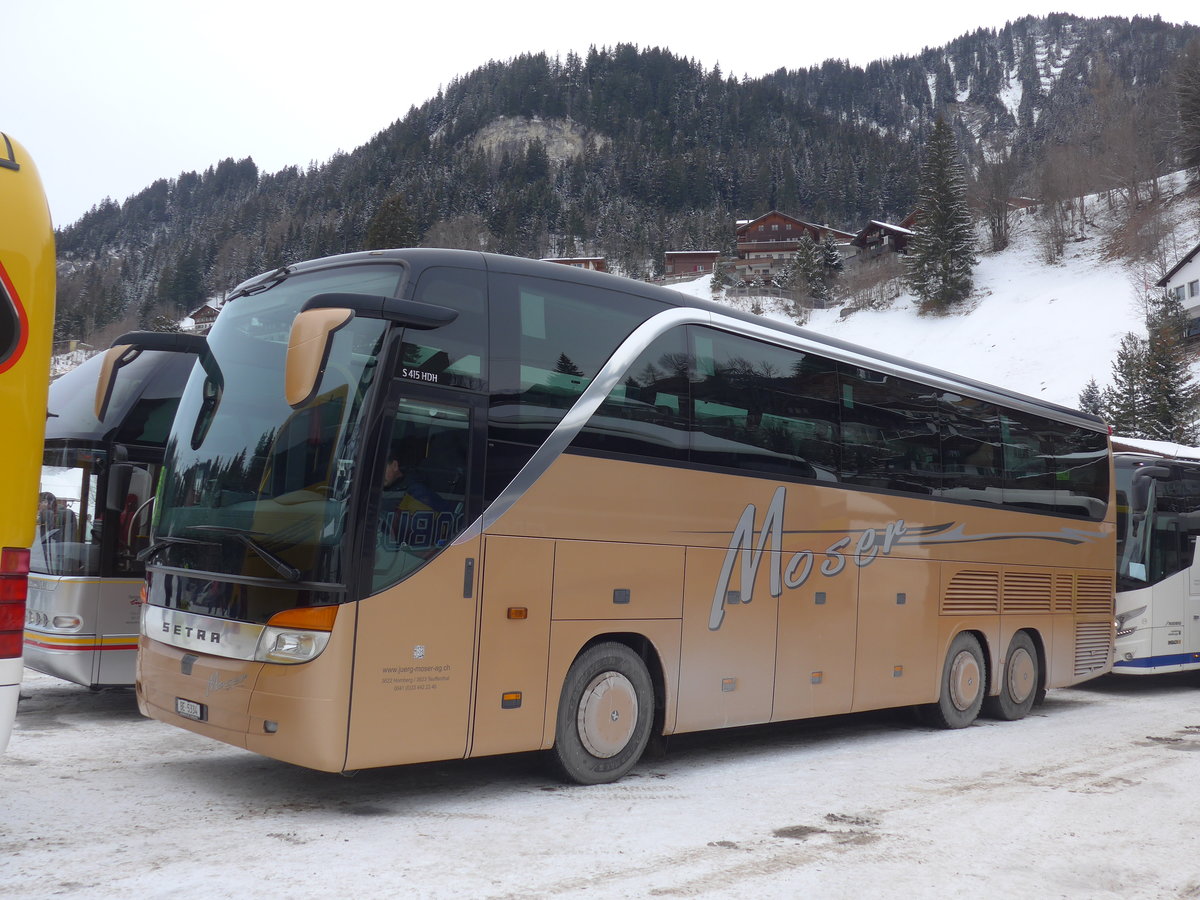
top-left (552, 642), bottom-right (654, 785)
top-left (921, 632), bottom-right (986, 729)
top-left (983, 631), bottom-right (1039, 721)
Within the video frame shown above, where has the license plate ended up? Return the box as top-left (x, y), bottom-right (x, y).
top-left (175, 697), bottom-right (206, 721)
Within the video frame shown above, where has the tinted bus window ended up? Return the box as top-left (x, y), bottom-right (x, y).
top-left (488, 274), bottom-right (666, 446)
top-left (1000, 410), bottom-right (1108, 518)
top-left (839, 365), bottom-right (939, 493)
top-left (690, 329), bottom-right (821, 480)
top-left (940, 393), bottom-right (1001, 500)
top-left (404, 266), bottom-right (488, 392)
top-left (573, 328), bottom-right (690, 461)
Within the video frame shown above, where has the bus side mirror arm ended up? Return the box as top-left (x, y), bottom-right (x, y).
top-left (94, 331), bottom-right (208, 422)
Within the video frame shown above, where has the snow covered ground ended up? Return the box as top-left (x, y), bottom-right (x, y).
top-left (4, 668), bottom-right (1200, 898)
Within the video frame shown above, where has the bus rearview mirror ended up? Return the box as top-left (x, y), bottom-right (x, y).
top-left (285, 307), bottom-right (354, 408)
top-left (94, 344), bottom-right (138, 422)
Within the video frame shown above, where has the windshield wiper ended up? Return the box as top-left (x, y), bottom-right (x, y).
top-left (137, 535), bottom-right (220, 563)
top-left (187, 525), bottom-right (302, 582)
top-left (225, 266), bottom-right (290, 302)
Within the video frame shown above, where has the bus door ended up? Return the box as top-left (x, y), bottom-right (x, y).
top-left (1142, 475), bottom-right (1200, 667)
top-left (1174, 472), bottom-right (1200, 662)
top-left (347, 390), bottom-right (483, 769)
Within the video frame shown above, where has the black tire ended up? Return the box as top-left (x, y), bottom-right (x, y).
top-left (982, 631), bottom-right (1039, 721)
top-left (920, 632), bottom-right (986, 729)
top-left (551, 642), bottom-right (654, 785)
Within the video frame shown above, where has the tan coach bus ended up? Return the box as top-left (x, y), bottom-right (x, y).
top-left (126, 249), bottom-right (1114, 783)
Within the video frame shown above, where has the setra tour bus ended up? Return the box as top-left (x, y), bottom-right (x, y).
top-left (1113, 449), bottom-right (1200, 673)
top-left (128, 249), bottom-right (1115, 783)
top-left (25, 336), bottom-right (200, 688)
top-left (0, 133), bottom-right (55, 752)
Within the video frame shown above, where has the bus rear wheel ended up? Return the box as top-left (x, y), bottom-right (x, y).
top-left (983, 631), bottom-right (1039, 721)
top-left (921, 632), bottom-right (986, 729)
top-left (552, 642), bottom-right (654, 785)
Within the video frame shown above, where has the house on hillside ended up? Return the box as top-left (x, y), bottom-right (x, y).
top-left (664, 250), bottom-right (720, 277)
top-left (851, 211), bottom-right (919, 258)
top-left (186, 302), bottom-right (220, 331)
top-left (734, 211), bottom-right (855, 280)
top-left (1157, 240), bottom-right (1200, 338)
top-left (542, 256), bottom-right (607, 272)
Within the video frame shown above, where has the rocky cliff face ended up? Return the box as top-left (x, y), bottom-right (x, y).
top-left (468, 116), bottom-right (608, 164)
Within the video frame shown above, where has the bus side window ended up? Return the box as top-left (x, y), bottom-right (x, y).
top-left (406, 267), bottom-right (488, 391)
top-left (572, 328), bottom-right (690, 462)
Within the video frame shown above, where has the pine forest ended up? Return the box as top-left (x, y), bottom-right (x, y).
top-left (53, 13), bottom-right (1200, 354)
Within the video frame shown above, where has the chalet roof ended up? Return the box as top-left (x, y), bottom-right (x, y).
top-left (1157, 240), bottom-right (1200, 287)
top-left (737, 210), bottom-right (816, 233)
top-left (187, 303), bottom-right (219, 319)
top-left (865, 219), bottom-right (914, 236)
top-left (664, 250), bottom-right (721, 256)
top-left (736, 211), bottom-right (855, 241)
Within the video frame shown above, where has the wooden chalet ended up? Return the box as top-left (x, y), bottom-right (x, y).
top-left (542, 257), bottom-right (607, 272)
top-left (664, 250), bottom-right (721, 277)
top-left (851, 210), bottom-right (919, 257)
top-left (186, 302), bottom-right (220, 330)
top-left (734, 211), bottom-right (855, 280)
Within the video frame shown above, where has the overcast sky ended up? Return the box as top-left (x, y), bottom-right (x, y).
top-left (5, 1), bottom-right (1196, 228)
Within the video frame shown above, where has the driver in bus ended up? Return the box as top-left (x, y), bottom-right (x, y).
top-left (381, 449), bottom-right (454, 514)
top-left (379, 447), bottom-right (456, 552)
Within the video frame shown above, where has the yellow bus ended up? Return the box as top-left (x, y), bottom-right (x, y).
top-left (0, 133), bottom-right (55, 752)
top-left (131, 249), bottom-right (1114, 783)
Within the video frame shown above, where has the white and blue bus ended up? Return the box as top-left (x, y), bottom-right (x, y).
top-left (1114, 450), bottom-right (1200, 673)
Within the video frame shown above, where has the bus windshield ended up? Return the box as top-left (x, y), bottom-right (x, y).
top-left (32, 446), bottom-right (102, 577)
top-left (1115, 456), bottom-right (1200, 590)
top-left (151, 264), bottom-right (399, 605)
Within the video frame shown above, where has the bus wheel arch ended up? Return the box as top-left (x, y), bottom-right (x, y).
top-left (983, 629), bottom-right (1042, 721)
top-left (551, 637), bottom-right (659, 785)
top-left (921, 630), bottom-right (988, 729)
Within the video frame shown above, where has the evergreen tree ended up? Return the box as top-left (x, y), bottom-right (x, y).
top-left (1103, 333), bottom-right (1149, 437)
top-left (365, 194), bottom-right (420, 250)
top-left (1177, 37), bottom-right (1200, 181)
top-left (1078, 378), bottom-right (1104, 416)
top-left (1142, 292), bottom-right (1200, 444)
top-left (788, 234), bottom-right (829, 307)
top-left (906, 117), bottom-right (977, 310)
top-left (820, 232), bottom-right (844, 301)
top-left (555, 353), bottom-right (585, 376)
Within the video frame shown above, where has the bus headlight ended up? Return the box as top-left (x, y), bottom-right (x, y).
top-left (255, 627), bottom-right (331, 664)
top-left (1115, 605), bottom-right (1147, 638)
top-left (254, 606), bottom-right (338, 664)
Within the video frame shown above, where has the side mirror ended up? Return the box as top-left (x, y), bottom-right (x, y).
top-left (284, 293), bottom-right (458, 408)
top-left (94, 344), bottom-right (137, 422)
top-left (285, 308), bottom-right (355, 408)
top-left (94, 331), bottom-right (208, 421)
top-left (1131, 465), bottom-right (1171, 512)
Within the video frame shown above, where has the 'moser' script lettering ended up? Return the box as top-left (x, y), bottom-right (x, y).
top-left (708, 486), bottom-right (908, 630)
